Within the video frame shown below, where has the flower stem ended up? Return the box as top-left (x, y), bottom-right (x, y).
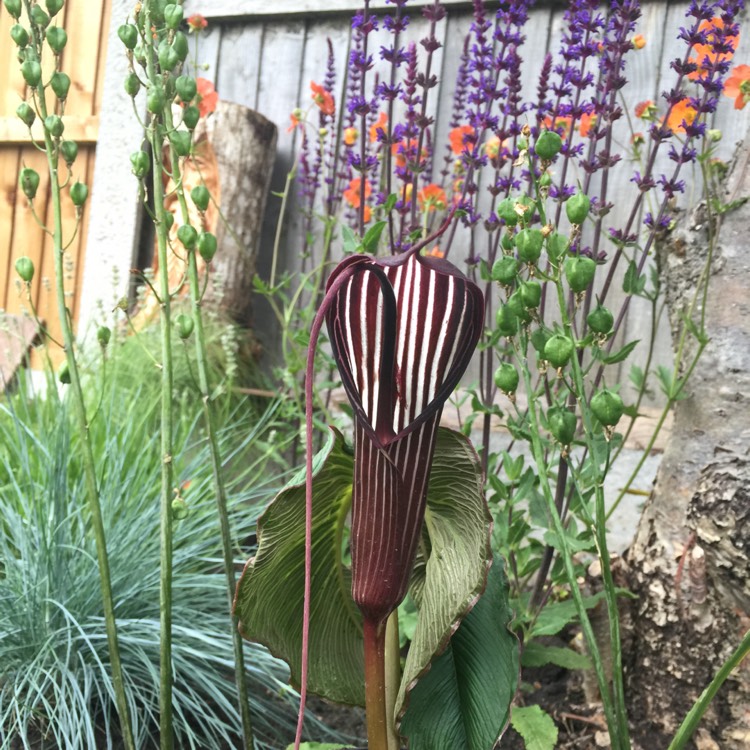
top-left (364, 618), bottom-right (389, 750)
top-left (28, 12), bottom-right (135, 747)
top-left (162, 104), bottom-right (255, 747)
top-left (384, 610), bottom-right (402, 750)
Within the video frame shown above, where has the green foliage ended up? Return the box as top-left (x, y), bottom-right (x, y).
top-left (510, 705), bottom-right (558, 750)
top-left (0, 349), bottom-right (339, 749)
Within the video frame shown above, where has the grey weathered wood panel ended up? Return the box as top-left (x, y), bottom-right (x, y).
top-left (144, 2), bottom-right (749, 401)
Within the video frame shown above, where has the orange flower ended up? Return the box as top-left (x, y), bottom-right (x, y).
top-left (485, 135), bottom-right (502, 159)
top-left (417, 184), bottom-right (447, 212)
top-left (632, 34), bottom-right (646, 50)
top-left (343, 178), bottom-right (372, 208)
top-left (369, 112), bottom-right (388, 142)
top-left (391, 139), bottom-right (426, 169)
top-left (427, 246), bottom-right (444, 258)
top-left (343, 126), bottom-right (358, 146)
top-left (449, 124), bottom-right (475, 154)
top-left (287, 108), bottom-right (303, 132)
top-left (635, 100), bottom-right (656, 119)
top-left (631, 132), bottom-right (645, 146)
top-left (543, 115), bottom-right (573, 138)
top-left (723, 64), bottom-right (750, 109)
top-left (578, 112), bottom-right (597, 137)
top-left (310, 81), bottom-right (335, 116)
top-left (688, 18), bottom-right (739, 81)
top-left (666, 98), bottom-right (698, 134)
top-left (196, 78), bottom-right (218, 117)
top-left (187, 14), bottom-right (207, 31)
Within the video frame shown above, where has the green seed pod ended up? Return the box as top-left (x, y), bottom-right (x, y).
top-left (531, 328), bottom-right (550, 355)
top-left (171, 31), bottom-right (188, 62)
top-left (564, 256), bottom-right (597, 294)
top-left (565, 191), bottom-right (591, 225)
top-left (182, 105), bottom-right (200, 130)
top-left (97, 325), bottom-right (111, 348)
top-left (45, 0), bottom-right (64, 16)
top-left (157, 40), bottom-right (179, 72)
top-left (544, 333), bottom-right (574, 368)
top-left (46, 26), bottom-right (67, 53)
top-left (29, 4), bottom-right (49, 27)
top-left (175, 74), bottom-right (197, 103)
top-left (587, 304), bottom-right (614, 335)
top-left (515, 195), bottom-right (535, 224)
top-left (198, 232), bottom-right (217, 262)
top-left (516, 228), bottom-right (544, 264)
top-left (495, 304), bottom-right (518, 337)
top-left (590, 389), bottom-right (624, 427)
top-left (177, 224), bottom-right (198, 250)
top-left (14, 256), bottom-right (34, 283)
top-left (497, 197), bottom-right (519, 227)
top-left (49, 71), bottom-right (71, 100)
top-left (546, 231), bottom-right (569, 260)
top-left (500, 232), bottom-right (515, 252)
top-left (164, 3), bottom-right (184, 29)
top-left (130, 150), bottom-right (150, 179)
top-left (70, 181), bottom-right (88, 207)
top-left (507, 291), bottom-right (532, 324)
top-left (16, 102), bottom-right (36, 128)
top-left (163, 211), bottom-right (175, 230)
top-left (147, 86), bottom-right (165, 114)
top-left (19, 167), bottom-right (40, 200)
top-left (58, 360), bottom-right (71, 385)
top-left (21, 60), bottom-right (42, 87)
top-left (191, 185), bottom-right (210, 212)
top-left (60, 139), bottom-right (77, 165)
top-left (170, 130), bottom-right (191, 157)
top-left (548, 407), bottom-right (577, 445)
top-left (520, 280), bottom-right (542, 309)
top-left (494, 362), bottom-right (519, 394)
top-left (124, 72), bottom-right (140, 97)
top-left (10, 24), bottom-right (29, 47)
top-left (539, 172), bottom-right (552, 188)
top-left (117, 24), bottom-right (138, 50)
top-left (175, 313), bottom-right (194, 339)
top-left (535, 129), bottom-right (563, 161)
top-left (3, 0), bottom-right (22, 19)
top-left (171, 497), bottom-right (188, 520)
top-left (44, 114), bottom-right (64, 138)
top-left (491, 256), bottom-right (519, 286)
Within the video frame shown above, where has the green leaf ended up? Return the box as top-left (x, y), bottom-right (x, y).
top-left (510, 705), bottom-right (558, 750)
top-left (595, 339), bottom-right (639, 365)
top-left (361, 220), bottom-right (386, 254)
top-left (341, 224), bottom-right (360, 256)
top-left (400, 556), bottom-right (519, 750)
top-left (286, 744), bottom-right (352, 750)
top-left (383, 192), bottom-right (398, 213)
top-left (521, 643), bottom-right (591, 670)
top-left (234, 428), bottom-right (365, 705)
top-left (622, 260), bottom-right (646, 296)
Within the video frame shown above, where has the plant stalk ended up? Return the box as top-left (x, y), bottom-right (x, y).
top-left (163, 104), bottom-right (255, 748)
top-left (384, 610), bottom-right (402, 750)
top-left (364, 618), bottom-right (389, 750)
top-left (142, 3), bottom-right (175, 745)
top-left (667, 628), bottom-right (750, 750)
top-left (31, 18), bottom-right (135, 749)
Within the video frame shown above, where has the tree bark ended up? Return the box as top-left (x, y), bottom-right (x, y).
top-left (625, 137), bottom-right (750, 749)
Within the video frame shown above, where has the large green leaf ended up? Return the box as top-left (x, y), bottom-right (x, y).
top-left (399, 556), bottom-right (519, 749)
top-left (233, 427), bottom-right (365, 705)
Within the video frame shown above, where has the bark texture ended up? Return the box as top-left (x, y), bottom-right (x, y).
top-left (625, 138), bottom-right (750, 748)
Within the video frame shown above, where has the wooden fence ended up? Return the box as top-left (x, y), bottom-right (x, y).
top-left (173, 0), bottom-right (749, 400)
top-left (0, 0), bottom-right (111, 368)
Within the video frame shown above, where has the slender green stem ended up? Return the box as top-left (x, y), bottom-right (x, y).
top-left (142, 4), bottom-right (175, 746)
top-left (163, 106), bottom-right (255, 747)
top-left (384, 611), bottom-right (402, 750)
top-left (24, 5), bottom-right (135, 745)
top-left (364, 618), bottom-right (389, 750)
top-left (668, 629), bottom-right (750, 750)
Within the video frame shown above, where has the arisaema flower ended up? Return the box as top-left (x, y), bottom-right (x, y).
top-left (324, 250), bottom-right (484, 624)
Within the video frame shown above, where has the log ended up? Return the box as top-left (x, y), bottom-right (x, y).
top-left (624, 137), bottom-right (750, 748)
